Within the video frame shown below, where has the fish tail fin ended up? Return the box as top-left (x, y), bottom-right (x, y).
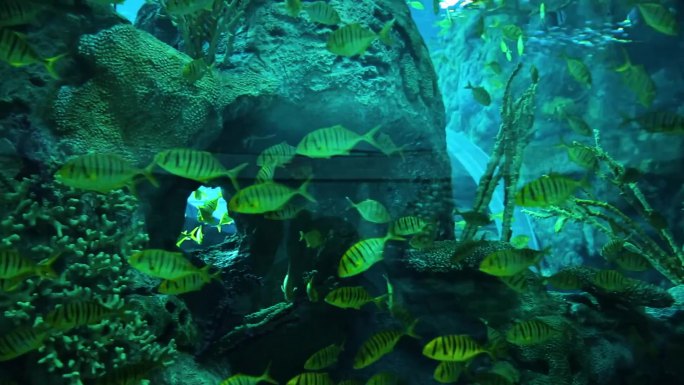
top-left (378, 18), bottom-right (396, 46)
top-left (405, 318), bottom-right (421, 339)
top-left (37, 252), bottom-right (61, 279)
top-left (394, 144), bottom-right (408, 162)
top-left (200, 265), bottom-right (222, 282)
top-left (210, 270), bottom-right (222, 283)
top-left (344, 196), bottom-right (355, 210)
top-left (373, 294), bottom-right (389, 308)
top-left (297, 177), bottom-right (316, 203)
top-left (465, 81), bottom-right (473, 89)
top-left (261, 362), bottom-right (278, 385)
top-left (361, 125), bottom-right (382, 147)
top-left (578, 174), bottom-right (592, 190)
top-left (44, 53), bottom-right (66, 80)
top-left (614, 47), bottom-right (632, 73)
top-left (141, 167), bottom-right (159, 188)
top-left (386, 227), bottom-right (406, 242)
top-left (225, 162), bottom-right (248, 191)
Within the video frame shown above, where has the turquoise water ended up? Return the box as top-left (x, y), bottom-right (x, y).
top-left (118, 0), bottom-right (145, 22)
top-left (0, 1), bottom-right (683, 385)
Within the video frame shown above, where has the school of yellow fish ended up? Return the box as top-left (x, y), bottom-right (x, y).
top-left (0, 0), bottom-right (679, 384)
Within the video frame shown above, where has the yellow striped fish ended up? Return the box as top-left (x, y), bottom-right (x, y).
top-left (422, 334), bottom-right (491, 362)
top-left (0, 326), bottom-right (49, 361)
top-left (286, 372), bottom-right (334, 385)
top-left (564, 143), bottom-right (597, 170)
top-left (338, 233), bottom-right (402, 278)
top-left (296, 125), bottom-right (381, 158)
top-left (285, 0), bottom-right (302, 17)
top-left (152, 148), bottom-right (247, 189)
top-left (264, 203), bottom-right (305, 220)
top-left (304, 1), bottom-right (340, 25)
top-left (256, 141), bottom-right (297, 168)
top-left (304, 342), bottom-right (344, 370)
top-left (408, 226), bottom-right (436, 250)
top-left (0, 0), bottom-right (43, 27)
top-left (182, 57), bottom-right (211, 83)
top-left (390, 216), bottom-right (427, 236)
top-left (300, 229), bottom-right (324, 249)
top-left (620, 64), bottom-right (656, 108)
top-left (219, 363), bottom-right (277, 385)
top-left (55, 153), bottom-right (158, 194)
top-left (346, 197), bottom-right (391, 223)
top-left (613, 252), bottom-right (652, 272)
top-left (0, 250), bottom-right (58, 279)
top-left (564, 56), bottom-right (591, 87)
top-left (614, 50), bottom-right (655, 107)
top-left (353, 320), bottom-right (418, 369)
top-left (479, 247), bottom-right (546, 277)
top-left (623, 111), bottom-right (684, 134)
top-left (127, 249), bottom-right (199, 280)
top-left (215, 212), bottom-right (234, 232)
top-left (546, 269), bottom-right (582, 290)
top-left (637, 3), bottom-right (678, 36)
top-left (158, 266), bottom-right (220, 294)
top-left (366, 372), bottom-right (398, 385)
top-left (433, 361), bottom-right (463, 383)
top-left (564, 114), bottom-right (592, 136)
top-left (324, 286), bottom-right (385, 310)
top-left (601, 239), bottom-right (624, 257)
top-left (326, 24), bottom-right (379, 57)
top-left (228, 178), bottom-right (315, 214)
top-left (506, 319), bottom-right (560, 346)
top-left (499, 272), bottom-right (531, 293)
top-left (44, 301), bottom-right (117, 331)
top-left (373, 133), bottom-right (406, 161)
top-left (256, 164), bottom-right (276, 183)
top-left (197, 196), bottom-right (220, 223)
top-left (0, 274), bottom-right (27, 292)
top-left (515, 173), bottom-right (583, 207)
top-left (0, 28), bottom-right (64, 78)
top-left (501, 24), bottom-right (522, 41)
top-left (591, 269), bottom-right (634, 291)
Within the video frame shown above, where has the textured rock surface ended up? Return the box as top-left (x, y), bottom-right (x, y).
top-left (51, 24), bottom-right (224, 163)
top-left (138, 0), bottom-right (453, 262)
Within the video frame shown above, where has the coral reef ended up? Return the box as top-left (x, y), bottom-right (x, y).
top-left (0, 177), bottom-right (179, 385)
top-left (461, 64), bottom-right (538, 242)
top-left (51, 24), bottom-right (223, 162)
top-left (523, 130), bottom-right (684, 285)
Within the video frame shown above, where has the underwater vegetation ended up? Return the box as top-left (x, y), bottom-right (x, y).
top-left (0, 0), bottom-right (683, 385)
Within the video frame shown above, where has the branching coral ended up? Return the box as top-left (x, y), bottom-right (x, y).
top-left (522, 130), bottom-right (684, 285)
top-left (462, 64), bottom-right (539, 242)
top-left (162, 0), bottom-right (252, 63)
top-left (0, 177), bottom-right (177, 385)
top-left (217, 301), bottom-right (296, 354)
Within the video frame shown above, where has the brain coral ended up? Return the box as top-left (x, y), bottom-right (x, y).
top-left (51, 24), bottom-right (223, 162)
